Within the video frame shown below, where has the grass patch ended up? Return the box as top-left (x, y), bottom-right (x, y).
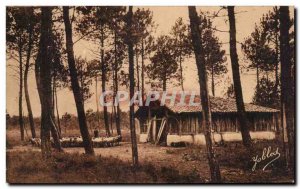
top-left (7, 150), bottom-right (205, 184)
top-left (168, 140), bottom-right (294, 183)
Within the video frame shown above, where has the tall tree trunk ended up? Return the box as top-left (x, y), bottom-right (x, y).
top-left (63, 6), bottom-right (94, 155)
top-left (227, 6), bottom-right (252, 148)
top-left (24, 58), bottom-right (36, 139)
top-left (141, 39), bottom-right (145, 98)
top-left (275, 34), bottom-right (279, 91)
top-left (136, 47), bottom-right (140, 91)
top-left (114, 31), bottom-right (121, 137)
top-left (100, 30), bottom-right (111, 137)
top-left (51, 75), bottom-right (62, 142)
top-left (110, 105), bottom-right (114, 134)
top-left (52, 76), bottom-right (56, 116)
top-left (127, 6), bottom-right (139, 168)
top-left (95, 76), bottom-right (100, 129)
top-left (211, 63), bottom-right (215, 96)
top-left (188, 6), bottom-right (221, 182)
top-left (256, 65), bottom-right (259, 88)
top-left (50, 116), bottom-right (62, 151)
top-left (54, 84), bottom-right (61, 138)
top-left (24, 12), bottom-right (36, 139)
top-left (37, 7), bottom-right (62, 155)
top-left (116, 104), bottom-right (121, 135)
top-left (111, 62), bottom-right (115, 134)
top-left (18, 43), bottom-right (24, 141)
top-left (279, 6), bottom-right (294, 169)
top-left (113, 105), bottom-right (116, 130)
top-left (34, 36), bottom-right (42, 140)
top-left (274, 6), bottom-right (279, 92)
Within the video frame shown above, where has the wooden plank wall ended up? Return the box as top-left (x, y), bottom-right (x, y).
top-left (176, 112), bottom-right (278, 134)
top-left (139, 111), bottom-right (279, 136)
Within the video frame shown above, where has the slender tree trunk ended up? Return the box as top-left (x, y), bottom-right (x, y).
top-left (136, 47), bottom-right (140, 91)
top-left (35, 39), bottom-right (42, 107)
top-left (111, 63), bottom-right (115, 134)
top-left (110, 105), bottom-right (114, 134)
top-left (100, 30), bottom-right (111, 137)
top-left (189, 6), bottom-right (221, 182)
top-left (274, 6), bottom-right (279, 91)
top-left (127, 6), bottom-right (139, 168)
top-left (95, 76), bottom-right (100, 129)
top-left (279, 6), bottom-right (294, 169)
top-left (50, 116), bottom-right (62, 150)
top-left (211, 63), bottom-right (215, 97)
top-left (54, 84), bottom-right (61, 138)
top-left (275, 35), bottom-right (279, 90)
top-left (51, 75), bottom-right (62, 141)
top-left (52, 76), bottom-right (56, 116)
top-left (141, 39), bottom-right (145, 98)
top-left (34, 34), bottom-right (43, 143)
top-left (63, 6), bottom-right (94, 155)
top-left (227, 6), bottom-right (252, 148)
top-left (114, 31), bottom-right (122, 137)
top-left (25, 71), bottom-right (36, 138)
top-left (116, 104), bottom-right (121, 134)
top-left (18, 43), bottom-right (24, 141)
top-left (113, 105), bottom-right (116, 127)
top-left (256, 65), bottom-right (259, 88)
top-left (24, 14), bottom-right (36, 139)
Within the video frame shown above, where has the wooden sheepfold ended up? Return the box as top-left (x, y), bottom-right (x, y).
top-left (135, 94), bottom-right (279, 146)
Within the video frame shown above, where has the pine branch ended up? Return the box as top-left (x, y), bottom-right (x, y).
top-left (73, 28), bottom-right (99, 45)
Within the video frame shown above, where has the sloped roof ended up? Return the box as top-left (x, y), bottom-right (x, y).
top-left (141, 93), bottom-right (279, 114)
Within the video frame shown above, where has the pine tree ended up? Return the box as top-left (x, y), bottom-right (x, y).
top-left (227, 6), bottom-right (252, 148)
top-left (199, 15), bottom-right (227, 96)
top-left (146, 35), bottom-right (179, 91)
top-left (188, 6), bottom-right (221, 182)
top-left (63, 6), bottom-right (94, 155)
top-left (279, 6), bottom-right (294, 169)
top-left (6, 7), bottom-right (39, 140)
top-left (170, 17), bottom-right (192, 91)
top-left (36, 7), bottom-right (63, 155)
top-left (126, 6), bottom-right (139, 168)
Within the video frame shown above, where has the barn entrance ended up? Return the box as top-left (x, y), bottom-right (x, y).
top-left (146, 116), bottom-right (168, 145)
top-left (135, 105), bottom-right (172, 145)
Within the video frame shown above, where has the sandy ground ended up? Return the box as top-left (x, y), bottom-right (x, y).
top-left (7, 142), bottom-right (211, 180)
top-left (7, 128), bottom-right (211, 179)
top-left (6, 129), bottom-right (294, 183)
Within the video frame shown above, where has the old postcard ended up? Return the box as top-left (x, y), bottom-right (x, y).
top-left (6, 6), bottom-right (295, 184)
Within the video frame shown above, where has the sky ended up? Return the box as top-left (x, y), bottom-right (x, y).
top-left (6, 6), bottom-right (294, 117)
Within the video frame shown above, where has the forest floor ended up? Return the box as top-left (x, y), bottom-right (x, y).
top-left (6, 128), bottom-right (295, 184)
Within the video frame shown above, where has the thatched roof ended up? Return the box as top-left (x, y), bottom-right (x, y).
top-left (136, 93), bottom-right (279, 114)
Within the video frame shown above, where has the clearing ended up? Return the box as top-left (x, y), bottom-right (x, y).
top-left (6, 128), bottom-right (294, 183)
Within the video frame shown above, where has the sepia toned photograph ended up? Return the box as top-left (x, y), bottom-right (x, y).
top-left (5, 6), bottom-right (295, 184)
